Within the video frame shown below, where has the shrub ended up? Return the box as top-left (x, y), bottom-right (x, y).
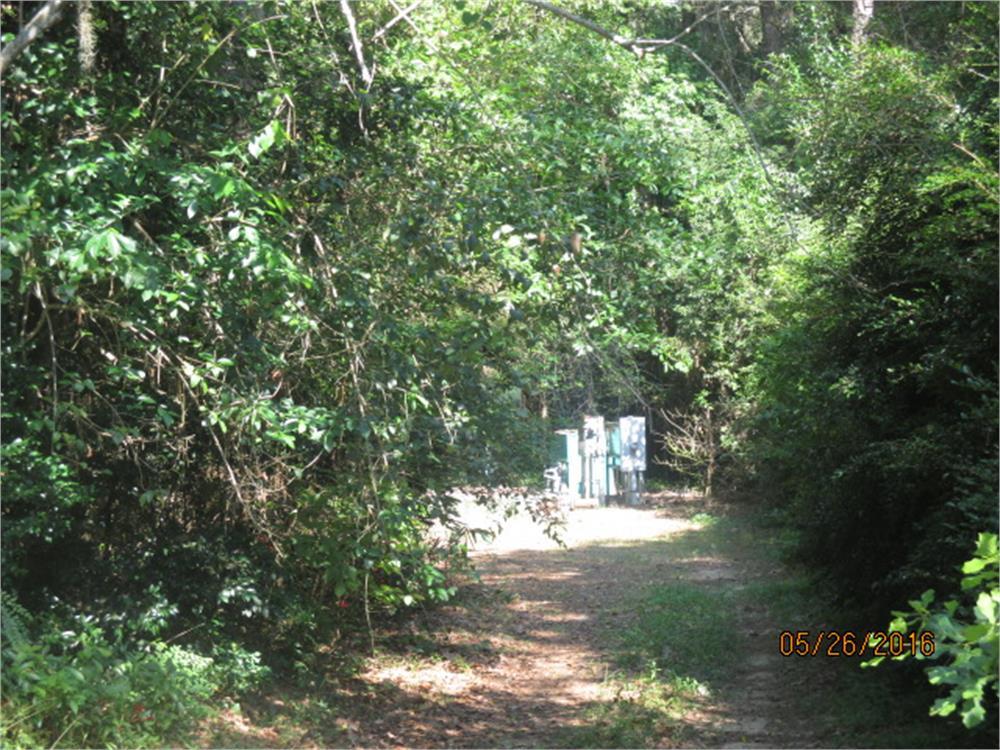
top-left (863, 532), bottom-right (1000, 729)
top-left (0, 593), bottom-right (232, 748)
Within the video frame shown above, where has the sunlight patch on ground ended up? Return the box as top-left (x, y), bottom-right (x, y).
top-left (677, 554), bottom-right (729, 564)
top-left (488, 568), bottom-right (583, 581)
top-left (468, 506), bottom-right (699, 553)
top-left (204, 707), bottom-right (283, 747)
top-left (526, 628), bottom-right (572, 639)
top-left (365, 662), bottom-right (477, 696)
top-left (537, 611), bottom-right (590, 622)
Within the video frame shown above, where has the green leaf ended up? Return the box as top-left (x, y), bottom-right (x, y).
top-left (248, 120), bottom-right (285, 159)
top-left (267, 430), bottom-right (296, 449)
top-left (962, 557), bottom-right (987, 574)
top-left (929, 695), bottom-right (958, 717)
top-left (960, 623), bottom-right (991, 641)
top-left (975, 533), bottom-right (998, 559)
top-left (961, 703), bottom-right (985, 728)
top-left (105, 230), bottom-right (136, 259)
top-left (322, 429), bottom-right (338, 452)
top-left (974, 591), bottom-right (997, 624)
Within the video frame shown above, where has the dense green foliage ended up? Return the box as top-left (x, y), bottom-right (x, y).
top-left (1, 0), bottom-right (996, 744)
top-left (748, 34), bottom-right (998, 612)
top-left (864, 532), bottom-right (999, 729)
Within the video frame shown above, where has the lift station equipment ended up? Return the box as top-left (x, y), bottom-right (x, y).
top-left (618, 415), bottom-right (646, 505)
top-left (545, 415), bottom-right (646, 507)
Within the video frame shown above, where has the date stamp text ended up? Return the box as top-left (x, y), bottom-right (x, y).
top-left (777, 629), bottom-right (936, 658)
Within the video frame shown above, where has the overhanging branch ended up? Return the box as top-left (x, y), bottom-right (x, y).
top-left (522, 0), bottom-right (719, 56)
top-left (372, 0), bottom-right (424, 42)
top-left (522, 0), bottom-right (789, 233)
top-left (0, 0), bottom-right (68, 79)
top-left (522, 0), bottom-right (641, 54)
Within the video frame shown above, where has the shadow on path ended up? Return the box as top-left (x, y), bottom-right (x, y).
top-left (203, 497), bottom-right (823, 748)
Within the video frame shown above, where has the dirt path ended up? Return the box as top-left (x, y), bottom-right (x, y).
top-left (342, 496), bottom-right (819, 748)
top-left (203, 495), bottom-right (985, 749)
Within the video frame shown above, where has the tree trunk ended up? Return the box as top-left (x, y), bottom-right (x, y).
top-left (759, 1), bottom-right (794, 58)
top-left (703, 406), bottom-right (715, 497)
top-left (852, 0), bottom-right (875, 46)
top-left (759, 2), bottom-right (782, 57)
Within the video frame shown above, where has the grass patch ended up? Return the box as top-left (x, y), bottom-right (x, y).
top-left (620, 583), bottom-right (742, 685)
top-left (565, 504), bottom-right (995, 749)
top-left (556, 668), bottom-right (704, 748)
top-left (558, 576), bottom-right (737, 749)
top-left (742, 574), bottom-right (817, 624)
top-left (690, 511), bottom-right (719, 527)
top-left (563, 517), bottom-right (746, 748)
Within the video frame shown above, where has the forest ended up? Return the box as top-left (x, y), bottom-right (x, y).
top-left (1, 0), bottom-right (997, 747)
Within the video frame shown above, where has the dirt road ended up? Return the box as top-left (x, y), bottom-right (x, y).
top-left (204, 495), bottom-right (980, 749)
top-left (346, 496), bottom-right (817, 748)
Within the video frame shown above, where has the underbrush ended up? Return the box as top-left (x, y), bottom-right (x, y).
top-left (0, 592), bottom-right (270, 749)
top-left (557, 662), bottom-right (704, 749)
top-left (738, 513), bottom-right (998, 749)
top-left (0, 479), bottom-right (534, 748)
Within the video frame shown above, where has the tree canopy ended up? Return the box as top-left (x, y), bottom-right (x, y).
top-left (1, 0), bottom-right (997, 745)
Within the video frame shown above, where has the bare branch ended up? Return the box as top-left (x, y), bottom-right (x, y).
top-left (312, 0), bottom-right (332, 41)
top-left (340, 0), bottom-right (373, 88)
top-left (655, 406), bottom-right (718, 495)
top-left (522, 0), bottom-right (642, 54)
top-left (639, 4), bottom-right (722, 49)
top-left (0, 0), bottom-right (67, 79)
top-left (522, 0), bottom-right (794, 239)
top-left (372, 0), bottom-right (424, 43)
top-left (523, 0), bottom-right (721, 56)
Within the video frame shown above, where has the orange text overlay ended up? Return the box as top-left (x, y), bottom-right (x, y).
top-left (777, 630), bottom-right (936, 658)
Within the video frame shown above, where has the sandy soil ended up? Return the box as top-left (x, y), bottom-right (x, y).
top-left (344, 495), bottom-right (819, 748)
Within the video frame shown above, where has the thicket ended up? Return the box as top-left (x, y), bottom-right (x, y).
top-left (744, 13), bottom-right (998, 617)
top-left (1, 0), bottom-right (996, 745)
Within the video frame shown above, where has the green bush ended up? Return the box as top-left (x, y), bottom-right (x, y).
top-left (209, 641), bottom-right (272, 695)
top-left (0, 592), bottom-right (269, 748)
top-left (747, 44), bottom-right (999, 611)
top-left (864, 533), bottom-right (1000, 729)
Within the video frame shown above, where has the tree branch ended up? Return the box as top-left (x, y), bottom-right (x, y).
top-left (372, 0), bottom-right (424, 43)
top-left (339, 0), bottom-right (373, 88)
top-left (522, 0), bottom-right (640, 54)
top-left (522, 0), bottom-right (720, 56)
top-left (0, 0), bottom-right (67, 79)
top-left (523, 0), bottom-right (793, 238)
top-left (672, 40), bottom-right (777, 189)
